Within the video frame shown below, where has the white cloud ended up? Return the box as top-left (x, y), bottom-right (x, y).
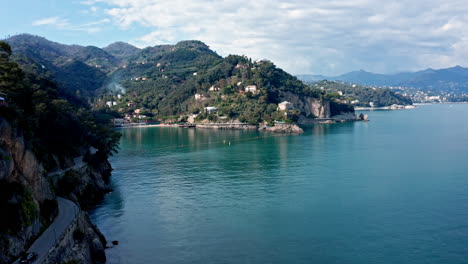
top-left (32, 16), bottom-right (110, 34)
top-left (81, 0), bottom-right (468, 75)
top-left (32, 17), bottom-right (69, 27)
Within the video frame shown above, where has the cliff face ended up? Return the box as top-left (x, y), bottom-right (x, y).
top-left (50, 157), bottom-right (112, 209)
top-left (0, 119), bottom-right (54, 202)
top-left (0, 117), bottom-right (110, 263)
top-left (0, 118), bottom-right (55, 263)
top-left (283, 92), bottom-right (332, 118)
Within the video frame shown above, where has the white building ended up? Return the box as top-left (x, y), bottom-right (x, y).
top-left (205, 107), bottom-right (217, 114)
top-left (209, 85), bottom-right (220, 91)
top-left (245, 85), bottom-right (258, 94)
top-left (278, 101), bottom-right (294, 111)
top-left (195, 94), bottom-right (204, 100)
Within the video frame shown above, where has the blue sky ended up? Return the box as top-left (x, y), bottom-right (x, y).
top-left (2, 0), bottom-right (468, 76)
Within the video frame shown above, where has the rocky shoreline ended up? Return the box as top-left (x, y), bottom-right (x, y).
top-left (195, 123), bottom-right (258, 130)
top-left (258, 123), bottom-right (304, 133)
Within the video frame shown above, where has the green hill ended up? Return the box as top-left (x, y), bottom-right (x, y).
top-left (310, 80), bottom-right (413, 107)
top-left (6, 35), bottom-right (355, 124)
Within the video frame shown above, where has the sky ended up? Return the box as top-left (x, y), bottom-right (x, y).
top-left (1, 0), bottom-right (468, 76)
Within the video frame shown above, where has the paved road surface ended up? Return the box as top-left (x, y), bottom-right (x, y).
top-left (26, 197), bottom-right (79, 264)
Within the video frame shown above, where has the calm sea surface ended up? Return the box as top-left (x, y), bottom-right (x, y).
top-left (90, 104), bottom-right (468, 264)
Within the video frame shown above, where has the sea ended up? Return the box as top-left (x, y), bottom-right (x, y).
top-left (90, 104), bottom-right (468, 264)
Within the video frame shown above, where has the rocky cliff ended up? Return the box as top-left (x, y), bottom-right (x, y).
top-left (283, 92), bottom-right (332, 118)
top-left (0, 118), bottom-right (55, 263)
top-left (0, 117), bottom-right (109, 263)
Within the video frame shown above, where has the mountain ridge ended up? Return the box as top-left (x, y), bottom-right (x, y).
top-left (298, 66), bottom-right (468, 93)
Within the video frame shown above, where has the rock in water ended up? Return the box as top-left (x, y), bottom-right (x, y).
top-left (259, 123), bottom-right (304, 133)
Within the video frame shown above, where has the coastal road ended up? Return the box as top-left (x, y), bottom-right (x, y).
top-left (47, 158), bottom-right (86, 177)
top-left (25, 197), bottom-right (79, 264)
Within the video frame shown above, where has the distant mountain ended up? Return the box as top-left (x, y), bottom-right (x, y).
top-left (298, 66), bottom-right (468, 93)
top-left (296, 74), bottom-right (328, 82)
top-left (6, 34), bottom-right (117, 97)
top-left (103, 41), bottom-right (140, 60)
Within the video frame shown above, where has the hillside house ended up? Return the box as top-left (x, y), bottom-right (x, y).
top-left (278, 101), bottom-right (294, 111)
top-left (205, 107), bottom-right (217, 114)
top-left (209, 85), bottom-right (220, 91)
top-left (245, 85), bottom-right (258, 94)
top-left (195, 93), bottom-right (205, 100)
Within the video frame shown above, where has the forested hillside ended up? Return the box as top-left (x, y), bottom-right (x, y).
top-left (6, 34), bottom-right (355, 125)
top-left (309, 80), bottom-right (413, 107)
top-left (299, 66), bottom-right (468, 94)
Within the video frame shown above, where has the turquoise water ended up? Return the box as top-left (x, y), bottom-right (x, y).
top-left (90, 104), bottom-right (468, 264)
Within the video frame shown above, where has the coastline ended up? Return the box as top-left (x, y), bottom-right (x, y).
top-left (116, 117), bottom-right (368, 132)
top-left (116, 123), bottom-right (177, 129)
top-left (355, 105), bottom-right (417, 110)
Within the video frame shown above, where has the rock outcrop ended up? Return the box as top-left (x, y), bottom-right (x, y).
top-left (0, 119), bottom-right (54, 203)
top-left (283, 92), bottom-right (332, 118)
top-left (259, 123), bottom-right (304, 133)
top-left (0, 118), bottom-right (55, 263)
